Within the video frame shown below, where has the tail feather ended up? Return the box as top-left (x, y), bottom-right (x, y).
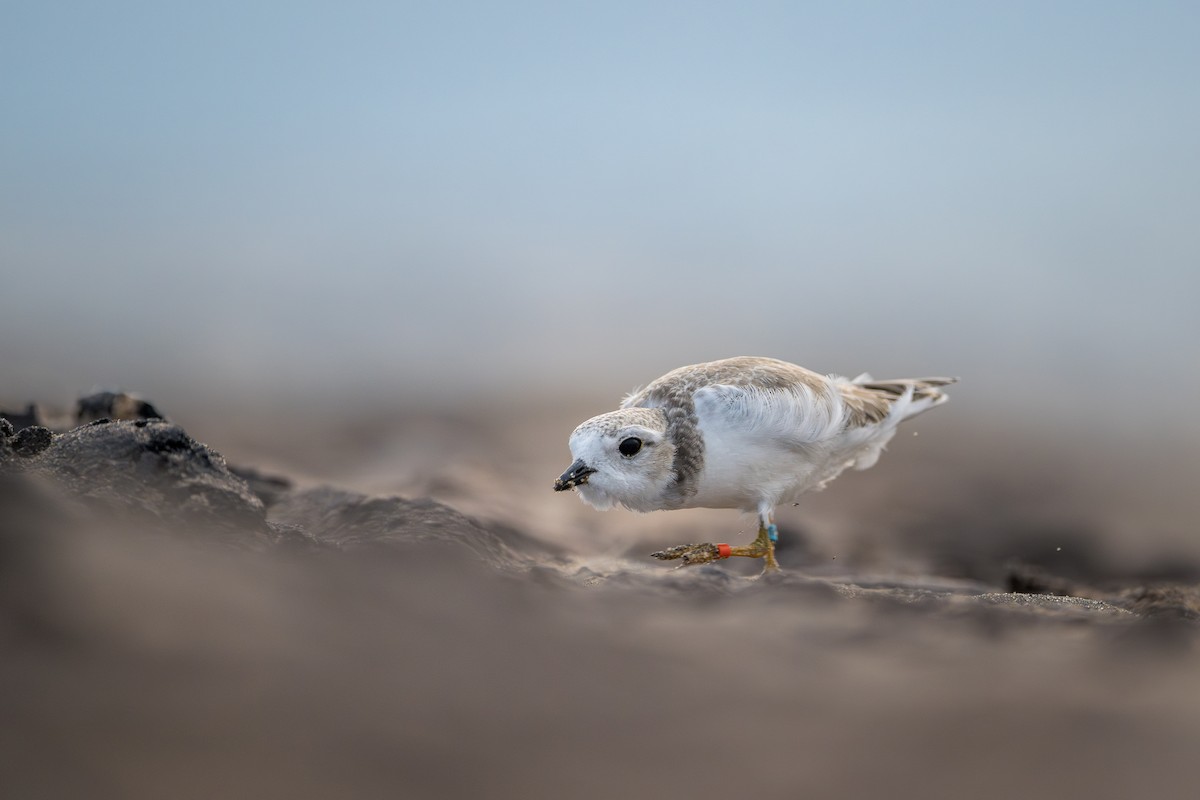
top-left (854, 376), bottom-right (958, 391)
top-left (856, 376), bottom-right (955, 404)
top-left (835, 375), bottom-right (956, 469)
top-left (836, 375), bottom-right (957, 429)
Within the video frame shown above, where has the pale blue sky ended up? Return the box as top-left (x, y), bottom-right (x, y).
top-left (3, 2), bottom-right (1198, 429)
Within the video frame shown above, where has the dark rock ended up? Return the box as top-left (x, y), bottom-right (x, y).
top-left (11, 426), bottom-right (53, 458)
top-left (18, 419), bottom-right (268, 543)
top-left (0, 419), bottom-right (11, 464)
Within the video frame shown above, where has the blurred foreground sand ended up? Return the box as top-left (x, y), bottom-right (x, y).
top-left (3, 397), bottom-right (1199, 800)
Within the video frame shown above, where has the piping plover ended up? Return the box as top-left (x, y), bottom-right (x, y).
top-left (554, 356), bottom-right (955, 572)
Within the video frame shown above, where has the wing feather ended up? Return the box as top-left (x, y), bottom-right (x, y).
top-left (621, 357), bottom-right (956, 443)
top-left (692, 382), bottom-right (847, 449)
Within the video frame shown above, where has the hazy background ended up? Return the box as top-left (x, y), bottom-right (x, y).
top-left (3, 2), bottom-right (1199, 559)
top-left (4, 9), bottom-right (1200, 796)
top-left (3, 2), bottom-right (1197, 405)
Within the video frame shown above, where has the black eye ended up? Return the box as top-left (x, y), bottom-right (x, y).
top-left (618, 437), bottom-right (643, 457)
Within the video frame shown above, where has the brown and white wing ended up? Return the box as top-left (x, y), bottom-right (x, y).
top-left (622, 356), bottom-right (830, 410)
top-left (835, 375), bottom-right (957, 429)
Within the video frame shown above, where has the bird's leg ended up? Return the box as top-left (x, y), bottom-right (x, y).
top-left (724, 516), bottom-right (780, 572)
top-left (650, 516), bottom-right (780, 572)
top-left (761, 515), bottom-right (780, 572)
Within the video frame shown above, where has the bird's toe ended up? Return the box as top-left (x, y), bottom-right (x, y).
top-left (650, 543), bottom-right (722, 566)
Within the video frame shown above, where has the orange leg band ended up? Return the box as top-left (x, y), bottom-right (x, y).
top-left (716, 543), bottom-right (732, 559)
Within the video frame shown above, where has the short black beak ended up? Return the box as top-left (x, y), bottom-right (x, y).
top-left (554, 458), bottom-right (597, 492)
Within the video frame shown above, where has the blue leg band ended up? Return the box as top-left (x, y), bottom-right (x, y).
top-left (767, 524), bottom-right (778, 543)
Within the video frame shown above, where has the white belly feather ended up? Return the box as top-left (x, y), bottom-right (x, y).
top-left (683, 380), bottom-right (924, 513)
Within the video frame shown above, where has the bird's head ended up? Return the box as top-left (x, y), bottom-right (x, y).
top-left (553, 408), bottom-right (674, 511)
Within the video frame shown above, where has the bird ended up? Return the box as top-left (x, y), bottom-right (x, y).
top-left (553, 356), bottom-right (955, 573)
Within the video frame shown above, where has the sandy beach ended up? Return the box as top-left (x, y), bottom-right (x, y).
top-left (3, 395), bottom-right (1197, 800)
